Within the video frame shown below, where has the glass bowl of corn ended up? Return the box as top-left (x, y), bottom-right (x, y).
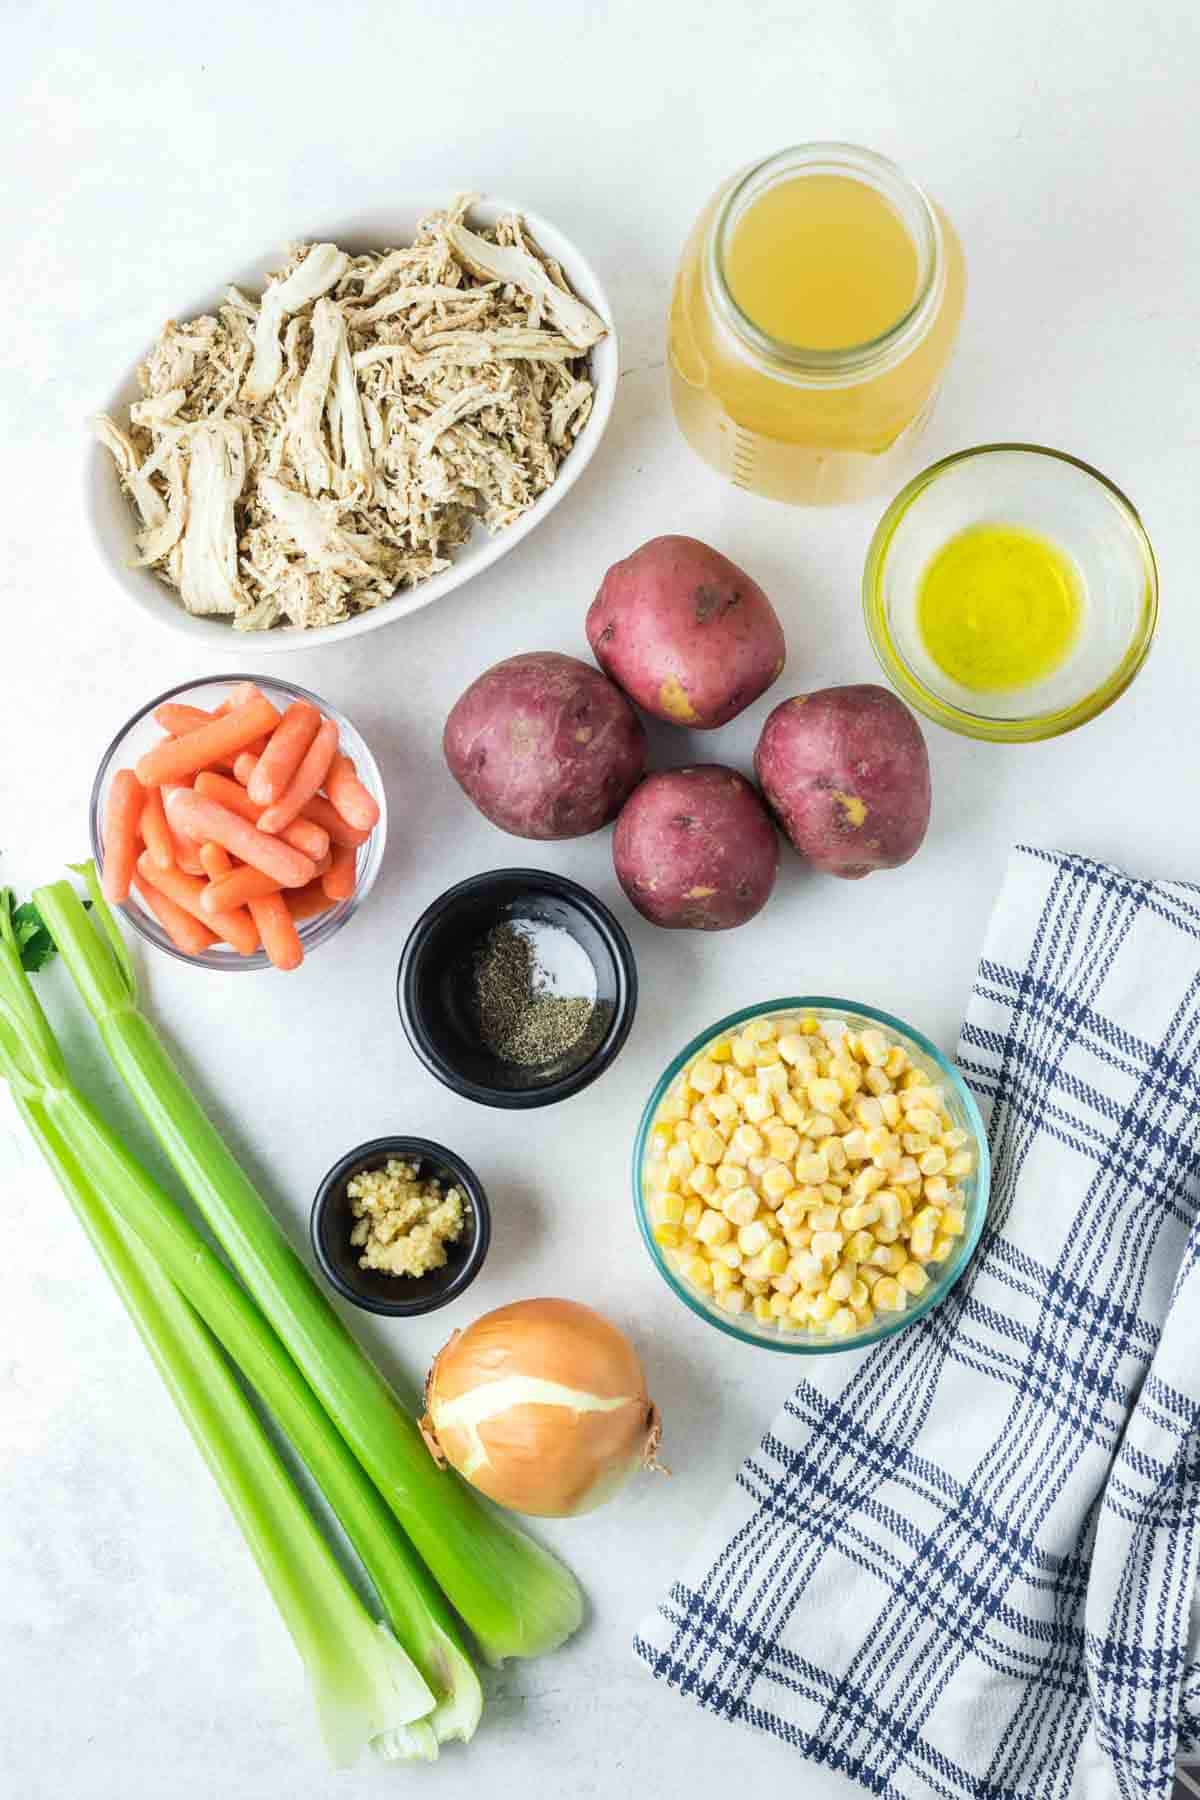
top-left (633, 998), bottom-right (990, 1354)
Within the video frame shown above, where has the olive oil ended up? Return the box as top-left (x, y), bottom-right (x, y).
top-left (724, 174), bottom-right (920, 351)
top-left (916, 523), bottom-right (1084, 693)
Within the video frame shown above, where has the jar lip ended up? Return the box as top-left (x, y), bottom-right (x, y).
top-left (707, 142), bottom-right (944, 377)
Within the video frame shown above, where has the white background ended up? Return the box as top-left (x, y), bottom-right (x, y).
top-left (3, 3), bottom-right (1198, 1796)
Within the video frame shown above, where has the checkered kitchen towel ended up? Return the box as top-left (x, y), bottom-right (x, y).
top-left (635, 846), bottom-right (1200, 1800)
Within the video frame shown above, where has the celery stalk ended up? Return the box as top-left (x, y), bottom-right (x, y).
top-left (4, 1090), bottom-right (434, 1767)
top-left (0, 893), bottom-right (478, 1751)
top-left (38, 869), bottom-right (583, 1665)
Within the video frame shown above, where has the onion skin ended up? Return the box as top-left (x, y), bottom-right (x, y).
top-left (421, 1299), bottom-right (662, 1519)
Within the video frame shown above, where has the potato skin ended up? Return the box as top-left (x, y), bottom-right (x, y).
top-left (754, 684), bottom-right (931, 879)
top-left (612, 765), bottom-right (779, 930)
top-left (586, 535), bottom-right (786, 730)
top-left (443, 651), bottom-right (647, 839)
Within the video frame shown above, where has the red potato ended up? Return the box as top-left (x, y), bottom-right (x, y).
top-left (613, 765), bottom-right (779, 930)
top-left (443, 651), bottom-right (647, 840)
top-left (586, 535), bottom-right (786, 730)
top-left (754, 684), bottom-right (931, 879)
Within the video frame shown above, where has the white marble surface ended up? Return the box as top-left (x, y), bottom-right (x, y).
top-left (2, 2), bottom-right (1198, 1794)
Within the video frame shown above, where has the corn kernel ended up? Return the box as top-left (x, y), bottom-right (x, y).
top-left (859, 1028), bottom-right (888, 1066)
top-left (742, 1090), bottom-right (774, 1125)
top-left (902, 1132), bottom-right (931, 1155)
top-left (873, 1224), bottom-right (900, 1245)
top-left (929, 1234), bottom-right (955, 1262)
top-left (942, 1127), bottom-right (969, 1149)
top-left (877, 1190), bottom-right (903, 1231)
top-left (922, 1175), bottom-right (950, 1205)
top-left (849, 1278), bottom-right (869, 1308)
top-left (851, 1165), bottom-right (887, 1200)
top-left (825, 1305), bottom-right (855, 1337)
top-left (885, 1045), bottom-right (908, 1078)
top-left (713, 1240), bottom-right (743, 1268)
top-left (769, 1290), bottom-right (792, 1318)
top-left (942, 1206), bottom-right (966, 1236)
top-left (654, 1191), bottom-right (686, 1225)
top-left (761, 1239), bottom-right (789, 1276)
top-left (666, 1142), bottom-right (695, 1179)
top-left (761, 1162), bottom-right (794, 1203)
top-left (853, 1302), bottom-right (876, 1328)
top-left (688, 1164), bottom-right (716, 1197)
top-left (690, 1058), bottom-right (721, 1094)
top-left (853, 1096), bottom-right (884, 1129)
top-left (691, 1126), bottom-right (726, 1166)
top-left (731, 1034), bottom-right (756, 1069)
top-left (841, 1127), bottom-right (869, 1162)
top-left (722, 1186), bottom-right (759, 1227)
top-left (807, 1112), bottom-right (836, 1141)
top-left (757, 1062), bottom-right (790, 1098)
top-left (715, 1163), bottom-right (743, 1192)
top-left (807, 1077), bottom-right (842, 1114)
top-left (764, 1125), bottom-right (799, 1163)
top-left (825, 1137), bottom-right (848, 1175)
top-left (828, 1268), bottom-right (854, 1302)
top-left (947, 1149), bottom-right (974, 1178)
top-left (709, 1261), bottom-right (735, 1293)
top-left (898, 1261), bottom-right (929, 1296)
top-left (809, 1292), bottom-right (837, 1322)
top-left (654, 1223), bottom-right (683, 1248)
top-left (873, 1276), bottom-right (904, 1312)
top-left (718, 1286), bottom-right (748, 1315)
top-left (919, 1145), bottom-right (948, 1177)
top-left (868, 1242), bottom-right (894, 1269)
top-left (840, 1199), bottom-right (880, 1232)
top-left (708, 1038), bottom-right (732, 1063)
top-left (799, 1016), bottom-right (820, 1035)
top-left (863, 1065), bottom-right (893, 1096)
top-left (751, 1295), bottom-right (773, 1323)
top-left (909, 1231), bottom-right (935, 1263)
top-left (683, 1198), bottom-right (703, 1233)
top-left (880, 1093), bottom-right (902, 1126)
top-left (846, 1229), bottom-right (876, 1263)
top-left (795, 1150), bottom-right (829, 1185)
top-left (783, 1223), bottom-right (813, 1249)
top-left (683, 1255), bottom-right (712, 1289)
top-left (738, 1219), bottom-right (771, 1257)
top-left (905, 1106), bottom-right (941, 1136)
top-left (811, 1229), bottom-right (844, 1263)
top-left (695, 1209), bottom-right (732, 1247)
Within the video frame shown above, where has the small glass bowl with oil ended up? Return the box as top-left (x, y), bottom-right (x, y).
top-left (863, 444), bottom-right (1158, 742)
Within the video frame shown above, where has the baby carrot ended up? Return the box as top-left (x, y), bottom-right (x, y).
top-left (217, 682), bottom-right (263, 714)
top-left (135, 696), bottom-right (280, 788)
top-left (139, 787), bottom-right (175, 872)
top-left (199, 842), bottom-right (233, 881)
top-left (248, 892), bottom-right (303, 972)
top-left (325, 752), bottom-right (380, 832)
top-left (194, 770), bottom-right (330, 862)
top-left (258, 718), bottom-right (339, 835)
top-left (322, 841), bottom-right (357, 902)
top-left (154, 701), bottom-right (216, 734)
top-left (165, 790), bottom-right (315, 888)
top-left (248, 702), bottom-right (321, 807)
top-left (201, 864), bottom-right (282, 915)
top-left (136, 854), bottom-right (260, 956)
top-left (232, 750), bottom-right (257, 786)
top-left (286, 880), bottom-right (334, 923)
top-left (300, 792), bottom-right (372, 850)
top-left (132, 873), bottom-right (219, 957)
top-left (102, 770), bottom-right (144, 903)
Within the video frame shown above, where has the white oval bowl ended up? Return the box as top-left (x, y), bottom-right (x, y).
top-left (85, 198), bottom-right (618, 655)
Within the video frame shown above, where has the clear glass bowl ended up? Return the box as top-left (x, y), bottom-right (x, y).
top-left (633, 997), bottom-right (990, 1355)
top-left (863, 443), bottom-right (1158, 742)
top-left (89, 674), bottom-right (387, 970)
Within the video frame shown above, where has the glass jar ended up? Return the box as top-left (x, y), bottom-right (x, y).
top-left (667, 143), bottom-right (966, 506)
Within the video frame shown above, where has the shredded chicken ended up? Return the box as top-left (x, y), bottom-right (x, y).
top-left (94, 197), bottom-right (606, 631)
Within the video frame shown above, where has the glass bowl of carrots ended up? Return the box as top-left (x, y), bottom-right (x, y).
top-left (89, 674), bottom-right (387, 971)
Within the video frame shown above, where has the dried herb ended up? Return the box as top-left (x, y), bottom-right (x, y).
top-left (473, 922), bottom-right (595, 1067)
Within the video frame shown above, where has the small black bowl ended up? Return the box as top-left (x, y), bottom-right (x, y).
top-left (397, 868), bottom-right (638, 1109)
top-left (311, 1136), bottom-right (491, 1316)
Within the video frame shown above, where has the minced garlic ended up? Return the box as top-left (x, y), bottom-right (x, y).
top-left (347, 1159), bottom-right (467, 1278)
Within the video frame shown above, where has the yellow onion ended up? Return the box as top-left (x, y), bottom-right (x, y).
top-left (419, 1298), bottom-right (664, 1518)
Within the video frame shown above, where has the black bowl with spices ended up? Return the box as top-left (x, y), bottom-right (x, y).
top-left (311, 1136), bottom-right (491, 1317)
top-left (397, 869), bottom-right (637, 1109)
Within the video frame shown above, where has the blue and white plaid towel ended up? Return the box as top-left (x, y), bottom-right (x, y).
top-left (635, 846), bottom-right (1200, 1800)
